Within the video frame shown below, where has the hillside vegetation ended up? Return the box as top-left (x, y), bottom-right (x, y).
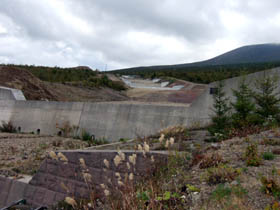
top-left (0, 65), bottom-right (128, 101)
top-left (1, 64), bottom-right (127, 91)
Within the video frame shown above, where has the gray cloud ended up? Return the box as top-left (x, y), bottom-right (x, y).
top-left (0, 0), bottom-right (280, 70)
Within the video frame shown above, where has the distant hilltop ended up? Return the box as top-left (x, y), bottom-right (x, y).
top-left (73, 66), bottom-right (95, 71)
top-left (112, 43), bottom-right (280, 72)
top-left (196, 43), bottom-right (280, 66)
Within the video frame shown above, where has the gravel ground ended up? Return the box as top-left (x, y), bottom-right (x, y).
top-left (0, 133), bottom-right (88, 178)
top-left (184, 129), bottom-right (280, 209)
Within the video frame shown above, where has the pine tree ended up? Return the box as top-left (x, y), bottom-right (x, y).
top-left (231, 79), bottom-right (255, 128)
top-left (253, 74), bottom-right (280, 124)
top-left (208, 81), bottom-right (231, 140)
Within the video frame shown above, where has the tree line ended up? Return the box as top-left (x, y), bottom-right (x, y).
top-left (111, 62), bottom-right (280, 84)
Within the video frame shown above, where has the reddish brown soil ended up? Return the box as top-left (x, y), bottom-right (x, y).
top-left (126, 80), bottom-right (206, 104)
top-left (167, 89), bottom-right (205, 103)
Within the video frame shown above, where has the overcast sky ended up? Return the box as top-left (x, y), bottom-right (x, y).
top-left (0, 0), bottom-right (280, 70)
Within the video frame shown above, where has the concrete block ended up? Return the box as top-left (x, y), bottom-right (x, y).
top-left (6, 181), bottom-right (28, 205)
top-left (0, 177), bottom-right (13, 208)
top-left (0, 86), bottom-right (26, 100)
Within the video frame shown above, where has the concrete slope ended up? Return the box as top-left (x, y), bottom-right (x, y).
top-left (0, 86), bottom-right (26, 100)
top-left (0, 150), bottom-right (167, 208)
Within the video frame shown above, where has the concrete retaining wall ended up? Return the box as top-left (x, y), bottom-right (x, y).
top-left (0, 100), bottom-right (209, 141)
top-left (79, 102), bottom-right (207, 140)
top-left (9, 101), bottom-right (84, 135)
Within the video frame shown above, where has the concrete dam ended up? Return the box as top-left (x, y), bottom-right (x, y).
top-left (1, 67), bottom-right (280, 141)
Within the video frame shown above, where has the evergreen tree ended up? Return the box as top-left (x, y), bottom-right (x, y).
top-left (231, 79), bottom-right (255, 128)
top-left (253, 73), bottom-right (280, 124)
top-left (208, 81), bottom-right (231, 140)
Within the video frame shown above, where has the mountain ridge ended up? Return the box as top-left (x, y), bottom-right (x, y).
top-left (111, 43), bottom-right (280, 72)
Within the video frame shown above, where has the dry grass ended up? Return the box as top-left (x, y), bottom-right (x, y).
top-left (0, 133), bottom-right (87, 176)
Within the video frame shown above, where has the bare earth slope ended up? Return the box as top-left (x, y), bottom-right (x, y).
top-left (0, 66), bottom-right (129, 102)
top-left (126, 79), bottom-right (206, 104)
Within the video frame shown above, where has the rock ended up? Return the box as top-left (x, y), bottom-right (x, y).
top-left (231, 180), bottom-right (238, 186)
top-left (211, 143), bottom-right (218, 147)
top-left (211, 143), bottom-right (221, 149)
top-left (191, 192), bottom-right (200, 202)
top-left (224, 182), bottom-right (230, 188)
top-left (190, 144), bottom-right (195, 150)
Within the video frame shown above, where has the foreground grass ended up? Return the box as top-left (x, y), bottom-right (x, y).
top-left (47, 126), bottom-right (280, 209)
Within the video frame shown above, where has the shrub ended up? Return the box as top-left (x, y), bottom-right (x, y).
top-left (92, 138), bottom-right (109, 146)
top-left (253, 74), bottom-right (280, 125)
top-left (231, 79), bottom-right (256, 128)
top-left (119, 138), bottom-right (129, 143)
top-left (228, 125), bottom-right (263, 138)
top-left (211, 183), bottom-right (247, 201)
top-left (263, 152), bottom-right (275, 160)
top-left (56, 121), bottom-right (73, 138)
top-left (261, 176), bottom-right (280, 198)
top-left (159, 126), bottom-right (189, 140)
top-left (261, 137), bottom-right (280, 146)
top-left (190, 152), bottom-right (205, 167)
top-left (208, 81), bottom-right (231, 140)
top-left (244, 141), bottom-right (262, 167)
top-left (82, 130), bottom-right (91, 141)
top-left (199, 153), bottom-right (226, 169)
top-left (272, 149), bottom-right (280, 155)
top-left (265, 202), bottom-right (280, 210)
top-left (0, 121), bottom-right (17, 133)
top-left (205, 164), bottom-right (240, 185)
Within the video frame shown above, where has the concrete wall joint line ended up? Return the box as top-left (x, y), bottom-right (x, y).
top-left (77, 102), bottom-right (86, 130)
top-left (2, 180), bottom-right (13, 207)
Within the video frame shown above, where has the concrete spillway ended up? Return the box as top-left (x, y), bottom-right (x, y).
top-left (122, 77), bottom-right (184, 90)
